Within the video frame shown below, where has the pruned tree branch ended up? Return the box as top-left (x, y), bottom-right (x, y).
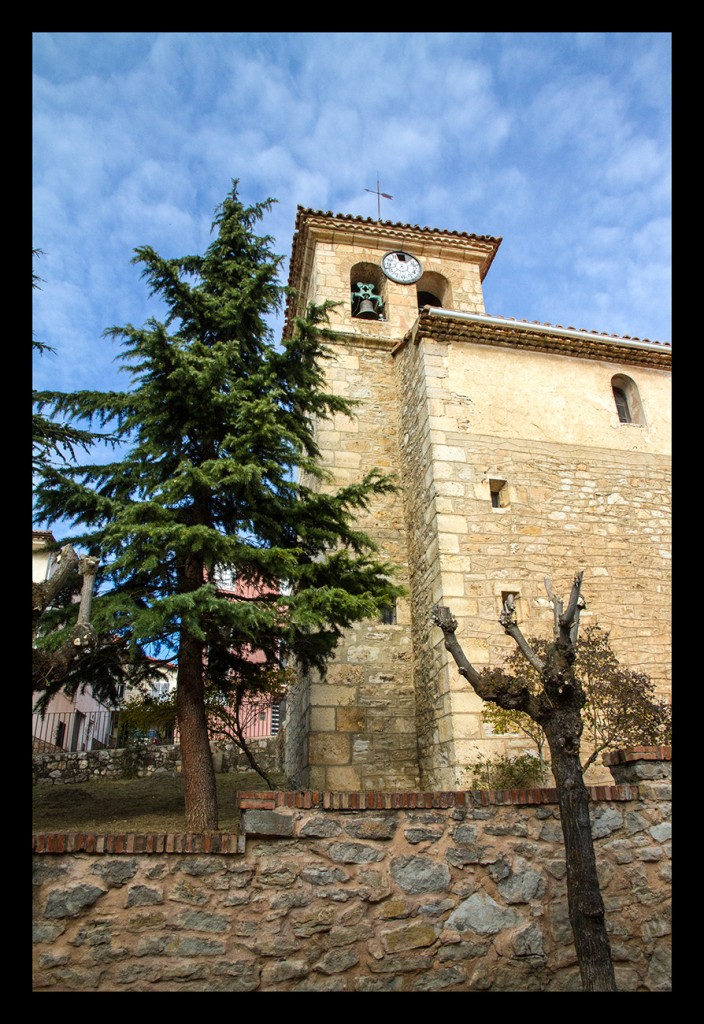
top-left (544, 574), bottom-right (562, 638)
top-left (32, 544), bottom-right (79, 625)
top-left (76, 556), bottom-right (100, 626)
top-left (560, 571), bottom-right (584, 635)
top-left (545, 572), bottom-right (585, 646)
top-left (499, 593), bottom-right (545, 673)
top-left (432, 604), bottom-right (543, 719)
top-left (32, 548), bottom-right (99, 692)
top-left (433, 570), bottom-right (617, 991)
top-left (431, 605), bottom-right (481, 686)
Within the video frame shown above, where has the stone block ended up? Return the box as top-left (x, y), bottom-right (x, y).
top-left (310, 707), bottom-right (336, 732)
top-left (309, 732), bottom-right (351, 765)
top-left (241, 811), bottom-right (294, 835)
top-left (310, 685), bottom-right (357, 707)
top-left (326, 766), bottom-right (363, 790)
top-left (325, 664), bottom-right (364, 686)
top-left (437, 533), bottom-right (460, 554)
top-left (337, 707), bottom-right (367, 732)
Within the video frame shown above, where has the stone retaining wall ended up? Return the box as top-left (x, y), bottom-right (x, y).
top-left (32, 737), bottom-right (281, 785)
top-left (32, 749), bottom-right (671, 992)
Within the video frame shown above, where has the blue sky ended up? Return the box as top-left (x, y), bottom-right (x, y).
top-left (33, 32), bottom-right (671, 403)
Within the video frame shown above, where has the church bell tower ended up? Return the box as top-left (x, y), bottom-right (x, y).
top-left (281, 207), bottom-right (671, 792)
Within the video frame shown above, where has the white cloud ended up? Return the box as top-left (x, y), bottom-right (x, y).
top-left (33, 28), bottom-right (672, 406)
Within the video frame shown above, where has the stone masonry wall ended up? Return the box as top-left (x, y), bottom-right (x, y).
top-left (393, 333), bottom-right (671, 789)
top-left (33, 738), bottom-right (280, 785)
top-left (32, 750), bottom-right (671, 993)
top-left (394, 332), bottom-right (451, 784)
top-left (288, 335), bottom-right (419, 792)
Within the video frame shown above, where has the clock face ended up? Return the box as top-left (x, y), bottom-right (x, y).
top-left (381, 250), bottom-right (423, 284)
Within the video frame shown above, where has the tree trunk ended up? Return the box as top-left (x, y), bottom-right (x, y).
top-left (177, 630), bottom-right (219, 831)
top-left (432, 575), bottom-right (618, 992)
top-left (544, 713), bottom-right (617, 991)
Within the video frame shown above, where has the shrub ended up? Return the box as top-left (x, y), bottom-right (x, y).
top-left (465, 751), bottom-right (550, 790)
top-left (482, 625), bottom-right (672, 773)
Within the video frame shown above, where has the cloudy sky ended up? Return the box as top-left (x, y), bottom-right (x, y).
top-left (33, 31), bottom-right (671, 403)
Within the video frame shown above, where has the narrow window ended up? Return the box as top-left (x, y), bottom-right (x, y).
top-left (612, 385), bottom-right (631, 424)
top-left (490, 479), bottom-right (509, 508)
top-left (380, 601), bottom-right (397, 625)
top-left (611, 374), bottom-right (645, 426)
top-left (214, 564), bottom-right (237, 591)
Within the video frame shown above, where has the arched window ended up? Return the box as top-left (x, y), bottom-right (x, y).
top-left (416, 271), bottom-right (451, 311)
top-left (350, 263), bottom-right (385, 320)
top-left (611, 374), bottom-right (645, 426)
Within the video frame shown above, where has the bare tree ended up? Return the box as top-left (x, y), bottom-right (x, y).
top-left (32, 545), bottom-right (99, 692)
top-left (32, 544), bottom-right (166, 715)
top-left (432, 572), bottom-right (617, 992)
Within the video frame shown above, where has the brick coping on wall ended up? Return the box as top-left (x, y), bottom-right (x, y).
top-left (32, 832), bottom-right (240, 855)
top-left (601, 744), bottom-right (671, 765)
top-left (238, 784), bottom-right (639, 811)
top-left (32, 782), bottom-right (640, 855)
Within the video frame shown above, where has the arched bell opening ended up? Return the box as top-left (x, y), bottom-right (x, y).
top-left (417, 290), bottom-right (442, 309)
top-left (350, 263), bottom-right (386, 321)
top-left (416, 271), bottom-right (451, 311)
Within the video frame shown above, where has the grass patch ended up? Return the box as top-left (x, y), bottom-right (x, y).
top-left (32, 770), bottom-right (292, 834)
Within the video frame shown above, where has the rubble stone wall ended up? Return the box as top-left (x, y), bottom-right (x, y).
top-left (32, 750), bottom-right (671, 993)
top-left (32, 738), bottom-right (280, 785)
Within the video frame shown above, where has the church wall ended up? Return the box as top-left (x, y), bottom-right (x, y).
top-left (288, 335), bottom-right (419, 791)
top-left (394, 334), bottom-right (457, 786)
top-left (441, 339), bottom-right (671, 454)
top-left (395, 333), bottom-right (671, 788)
top-left (305, 237), bottom-right (486, 340)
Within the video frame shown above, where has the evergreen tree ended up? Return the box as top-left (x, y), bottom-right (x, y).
top-left (33, 183), bottom-right (402, 831)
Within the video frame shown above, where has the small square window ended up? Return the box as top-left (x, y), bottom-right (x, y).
top-left (490, 479), bottom-right (509, 509)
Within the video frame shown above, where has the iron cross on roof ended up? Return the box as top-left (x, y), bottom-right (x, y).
top-left (365, 174), bottom-right (393, 221)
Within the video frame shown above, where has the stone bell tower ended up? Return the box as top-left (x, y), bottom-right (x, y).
top-left (281, 207), bottom-right (671, 792)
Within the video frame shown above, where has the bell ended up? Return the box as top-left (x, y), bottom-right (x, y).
top-left (356, 298), bottom-right (378, 319)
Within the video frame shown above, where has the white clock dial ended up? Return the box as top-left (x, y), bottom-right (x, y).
top-left (381, 251), bottom-right (423, 284)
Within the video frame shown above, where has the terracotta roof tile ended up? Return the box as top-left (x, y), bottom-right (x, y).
top-left (477, 311), bottom-right (671, 348)
top-left (294, 206), bottom-right (502, 246)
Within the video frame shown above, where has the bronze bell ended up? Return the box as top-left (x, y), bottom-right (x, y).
top-left (356, 298), bottom-right (378, 319)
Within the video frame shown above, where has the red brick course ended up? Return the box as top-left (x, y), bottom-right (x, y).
top-left (602, 745), bottom-right (671, 765)
top-left (34, 748), bottom-right (668, 855)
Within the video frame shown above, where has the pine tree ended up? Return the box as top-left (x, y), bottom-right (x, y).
top-left (33, 182), bottom-right (403, 831)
